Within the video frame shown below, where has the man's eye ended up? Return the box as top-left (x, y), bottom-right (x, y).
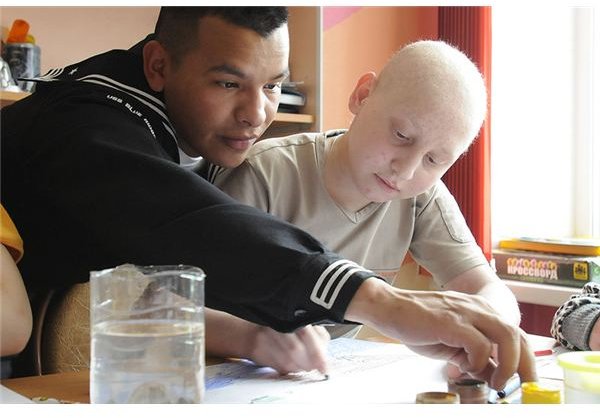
top-left (264, 83), bottom-right (281, 92)
top-left (218, 81), bottom-right (238, 89)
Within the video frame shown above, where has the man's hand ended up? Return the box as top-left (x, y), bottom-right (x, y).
top-left (247, 324), bottom-right (331, 375)
top-left (205, 308), bottom-right (330, 375)
top-left (345, 278), bottom-right (537, 390)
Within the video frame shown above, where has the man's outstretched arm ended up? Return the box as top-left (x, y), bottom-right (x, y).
top-left (345, 278), bottom-right (537, 390)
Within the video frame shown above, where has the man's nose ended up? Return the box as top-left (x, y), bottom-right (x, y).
top-left (236, 90), bottom-right (267, 128)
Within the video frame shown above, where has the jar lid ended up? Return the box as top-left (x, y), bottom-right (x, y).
top-left (447, 378), bottom-right (489, 403)
top-left (557, 351), bottom-right (600, 373)
top-left (415, 391), bottom-right (460, 404)
top-left (521, 381), bottom-right (562, 404)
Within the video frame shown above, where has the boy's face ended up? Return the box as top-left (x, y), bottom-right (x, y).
top-left (161, 16), bottom-right (289, 168)
top-left (345, 74), bottom-right (475, 203)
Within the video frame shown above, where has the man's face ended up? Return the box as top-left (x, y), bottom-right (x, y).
top-left (162, 16), bottom-right (289, 168)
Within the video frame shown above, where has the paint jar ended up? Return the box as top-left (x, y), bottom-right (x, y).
top-left (447, 378), bottom-right (489, 403)
top-left (557, 351), bottom-right (600, 403)
top-left (521, 381), bottom-right (562, 404)
top-left (415, 391), bottom-right (460, 404)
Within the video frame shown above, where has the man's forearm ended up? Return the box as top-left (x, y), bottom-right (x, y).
top-left (205, 308), bottom-right (257, 360)
top-left (343, 277), bottom-right (538, 389)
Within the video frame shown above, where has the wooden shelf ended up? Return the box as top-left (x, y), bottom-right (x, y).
top-left (1, 92), bottom-right (314, 127)
top-left (503, 279), bottom-right (579, 307)
top-left (0, 90), bottom-right (30, 101)
top-left (274, 112), bottom-right (314, 124)
top-left (0, 90), bottom-right (30, 107)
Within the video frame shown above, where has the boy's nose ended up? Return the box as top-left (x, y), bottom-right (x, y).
top-left (391, 155), bottom-right (420, 181)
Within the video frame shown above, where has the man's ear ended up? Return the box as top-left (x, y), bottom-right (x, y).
top-left (143, 40), bottom-right (168, 92)
top-left (348, 72), bottom-right (377, 115)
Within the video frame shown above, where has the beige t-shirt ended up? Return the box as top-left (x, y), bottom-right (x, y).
top-left (215, 131), bottom-right (487, 288)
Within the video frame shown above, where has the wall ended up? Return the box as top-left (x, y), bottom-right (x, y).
top-left (322, 6), bottom-right (438, 130)
top-left (1, 7), bottom-right (159, 73)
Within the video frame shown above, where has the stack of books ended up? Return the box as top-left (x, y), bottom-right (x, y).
top-left (493, 237), bottom-right (600, 288)
top-left (278, 81), bottom-right (306, 113)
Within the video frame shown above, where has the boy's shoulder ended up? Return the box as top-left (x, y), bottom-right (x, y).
top-left (246, 132), bottom-right (342, 169)
top-left (249, 129), bottom-right (346, 159)
top-left (249, 132), bottom-right (322, 157)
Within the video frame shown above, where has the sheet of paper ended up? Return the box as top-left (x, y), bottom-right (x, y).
top-left (535, 346), bottom-right (569, 381)
top-left (527, 333), bottom-right (568, 380)
top-left (0, 384), bottom-right (35, 404)
top-left (204, 337), bottom-right (448, 404)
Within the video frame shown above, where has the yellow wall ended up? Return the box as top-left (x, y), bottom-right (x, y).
top-left (1, 7), bottom-right (159, 73)
top-left (323, 6), bottom-right (439, 130)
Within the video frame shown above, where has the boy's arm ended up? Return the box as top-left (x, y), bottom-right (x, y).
top-left (443, 264), bottom-right (521, 326)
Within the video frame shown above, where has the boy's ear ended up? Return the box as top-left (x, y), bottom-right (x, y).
top-left (348, 72), bottom-right (377, 115)
top-left (143, 40), bottom-right (168, 92)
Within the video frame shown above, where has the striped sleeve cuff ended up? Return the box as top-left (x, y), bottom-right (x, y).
top-left (298, 256), bottom-right (383, 324)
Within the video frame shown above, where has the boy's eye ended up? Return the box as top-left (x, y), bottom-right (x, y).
top-left (395, 131), bottom-right (410, 141)
top-left (426, 154), bottom-right (438, 165)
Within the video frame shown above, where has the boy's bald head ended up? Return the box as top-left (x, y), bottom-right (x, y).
top-left (375, 40), bottom-right (487, 146)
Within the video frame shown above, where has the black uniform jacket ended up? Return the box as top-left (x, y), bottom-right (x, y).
top-left (1, 37), bottom-right (376, 332)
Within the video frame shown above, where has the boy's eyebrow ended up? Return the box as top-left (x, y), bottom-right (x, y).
top-left (207, 64), bottom-right (290, 81)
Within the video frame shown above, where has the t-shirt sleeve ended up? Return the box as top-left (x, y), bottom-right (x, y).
top-left (409, 181), bottom-right (488, 286)
top-left (213, 161), bottom-right (270, 212)
top-left (0, 204), bottom-right (24, 262)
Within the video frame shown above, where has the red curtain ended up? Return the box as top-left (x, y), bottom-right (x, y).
top-left (438, 6), bottom-right (492, 260)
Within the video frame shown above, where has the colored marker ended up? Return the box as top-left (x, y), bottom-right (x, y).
top-left (489, 375), bottom-right (521, 403)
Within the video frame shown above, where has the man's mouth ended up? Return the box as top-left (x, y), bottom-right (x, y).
top-left (221, 135), bottom-right (257, 151)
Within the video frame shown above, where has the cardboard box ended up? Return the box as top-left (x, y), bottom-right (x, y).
top-left (492, 249), bottom-right (600, 288)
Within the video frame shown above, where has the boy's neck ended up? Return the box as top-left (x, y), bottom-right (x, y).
top-left (323, 132), bottom-right (372, 213)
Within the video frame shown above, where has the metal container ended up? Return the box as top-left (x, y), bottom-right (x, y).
top-left (3, 42), bottom-right (41, 92)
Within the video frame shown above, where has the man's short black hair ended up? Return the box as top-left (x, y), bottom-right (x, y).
top-left (155, 7), bottom-right (289, 65)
